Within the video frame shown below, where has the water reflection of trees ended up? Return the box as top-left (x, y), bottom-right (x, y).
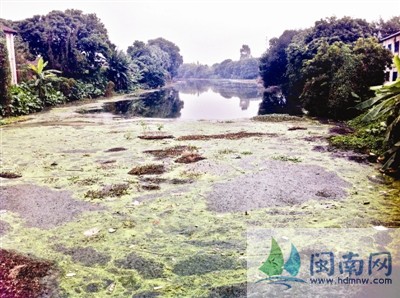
top-left (175, 79), bottom-right (262, 100)
top-left (258, 86), bottom-right (302, 115)
top-left (104, 88), bottom-right (184, 118)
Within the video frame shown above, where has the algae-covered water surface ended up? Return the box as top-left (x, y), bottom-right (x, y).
top-left (1, 87), bottom-right (400, 297)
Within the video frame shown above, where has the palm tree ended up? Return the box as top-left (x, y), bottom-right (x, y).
top-left (357, 55), bottom-right (400, 174)
top-left (28, 57), bottom-right (61, 100)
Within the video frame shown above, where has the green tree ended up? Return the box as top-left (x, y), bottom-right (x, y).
top-left (17, 10), bottom-right (114, 79)
top-left (148, 37), bottom-right (183, 78)
top-left (375, 16), bottom-right (400, 37)
top-left (240, 44), bottom-right (251, 60)
top-left (106, 50), bottom-right (140, 92)
top-left (259, 30), bottom-right (298, 87)
top-left (128, 41), bottom-right (170, 88)
top-left (357, 55), bottom-right (400, 174)
top-left (28, 56), bottom-right (62, 100)
top-left (299, 38), bottom-right (391, 118)
top-left (285, 16), bottom-right (386, 114)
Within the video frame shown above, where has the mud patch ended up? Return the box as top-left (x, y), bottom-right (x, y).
top-left (143, 145), bottom-right (197, 159)
top-left (172, 254), bottom-right (244, 276)
top-left (114, 253), bottom-right (165, 279)
top-left (0, 171), bottom-right (22, 179)
top-left (0, 249), bottom-right (59, 297)
top-left (0, 220), bottom-right (11, 236)
top-left (128, 164), bottom-right (166, 176)
top-left (208, 283), bottom-right (247, 298)
top-left (207, 160), bottom-right (351, 213)
top-left (175, 153), bottom-right (206, 164)
top-left (0, 184), bottom-right (104, 229)
top-left (105, 147), bottom-right (127, 152)
top-left (177, 131), bottom-right (273, 141)
top-left (54, 245), bottom-right (111, 267)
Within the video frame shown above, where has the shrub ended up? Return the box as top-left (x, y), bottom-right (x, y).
top-left (8, 82), bottom-right (41, 115)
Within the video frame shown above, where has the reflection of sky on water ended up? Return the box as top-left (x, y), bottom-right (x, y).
top-left (178, 90), bottom-right (261, 120)
top-left (94, 80), bottom-right (294, 120)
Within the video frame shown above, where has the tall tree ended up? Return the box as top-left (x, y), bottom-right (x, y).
top-left (17, 10), bottom-right (114, 79)
top-left (148, 37), bottom-right (183, 78)
top-left (240, 45), bottom-right (251, 60)
top-left (259, 30), bottom-right (298, 88)
top-left (375, 16), bottom-right (400, 37)
top-left (128, 41), bottom-right (170, 88)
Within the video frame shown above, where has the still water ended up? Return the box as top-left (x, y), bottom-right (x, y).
top-left (98, 80), bottom-right (290, 120)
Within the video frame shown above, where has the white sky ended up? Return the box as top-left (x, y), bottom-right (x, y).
top-left (1, 0), bottom-right (399, 65)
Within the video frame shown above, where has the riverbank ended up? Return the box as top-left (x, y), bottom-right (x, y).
top-left (1, 95), bottom-right (399, 296)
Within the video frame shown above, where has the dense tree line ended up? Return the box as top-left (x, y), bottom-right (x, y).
top-left (0, 10), bottom-right (183, 116)
top-left (260, 16), bottom-right (400, 119)
top-left (176, 45), bottom-right (259, 80)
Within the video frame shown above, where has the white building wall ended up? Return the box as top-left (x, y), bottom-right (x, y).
top-left (5, 32), bottom-right (17, 85)
top-left (382, 33), bottom-right (400, 83)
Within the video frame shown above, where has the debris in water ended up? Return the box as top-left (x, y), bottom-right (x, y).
top-left (175, 153), bottom-right (206, 164)
top-left (141, 184), bottom-right (161, 191)
top-left (144, 145), bottom-right (197, 159)
top-left (177, 131), bottom-right (272, 141)
top-left (0, 249), bottom-right (59, 297)
top-left (138, 132), bottom-right (174, 140)
top-left (128, 164), bottom-right (166, 175)
top-left (83, 227), bottom-right (100, 237)
top-left (105, 147), bottom-right (127, 152)
top-left (66, 272), bottom-right (76, 277)
top-left (288, 126), bottom-right (307, 131)
top-left (0, 171), bottom-right (22, 179)
top-left (84, 184), bottom-right (129, 199)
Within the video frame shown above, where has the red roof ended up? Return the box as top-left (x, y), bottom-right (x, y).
top-left (1, 24), bottom-right (17, 34)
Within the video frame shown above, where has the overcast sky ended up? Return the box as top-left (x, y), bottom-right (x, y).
top-left (1, 0), bottom-right (399, 65)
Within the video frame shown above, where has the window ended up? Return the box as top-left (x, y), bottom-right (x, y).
top-left (388, 44), bottom-right (392, 51)
top-left (393, 72), bottom-right (398, 82)
top-left (385, 72), bottom-right (390, 82)
top-left (395, 41), bottom-right (399, 53)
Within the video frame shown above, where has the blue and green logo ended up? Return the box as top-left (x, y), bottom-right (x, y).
top-left (256, 237), bottom-right (306, 289)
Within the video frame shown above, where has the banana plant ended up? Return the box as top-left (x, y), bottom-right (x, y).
top-left (28, 57), bottom-right (61, 100)
top-left (356, 55), bottom-right (400, 174)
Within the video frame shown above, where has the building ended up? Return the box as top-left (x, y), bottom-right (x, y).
top-left (381, 30), bottom-right (400, 83)
top-left (1, 24), bottom-right (18, 85)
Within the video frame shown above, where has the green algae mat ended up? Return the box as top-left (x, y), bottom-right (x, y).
top-left (1, 98), bottom-right (399, 297)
